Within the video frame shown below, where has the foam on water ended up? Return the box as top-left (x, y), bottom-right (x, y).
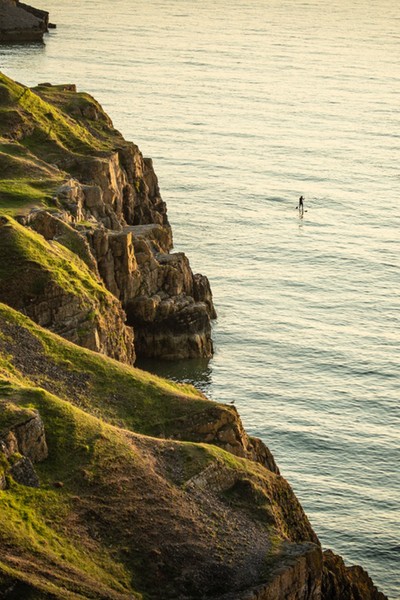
top-left (1, 0), bottom-right (399, 595)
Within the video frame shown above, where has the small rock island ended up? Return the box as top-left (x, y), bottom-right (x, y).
top-left (0, 71), bottom-right (389, 600)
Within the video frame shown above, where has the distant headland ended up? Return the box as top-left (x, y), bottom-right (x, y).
top-left (0, 0), bottom-right (54, 43)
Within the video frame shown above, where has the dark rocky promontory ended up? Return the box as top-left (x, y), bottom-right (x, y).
top-left (0, 0), bottom-right (49, 42)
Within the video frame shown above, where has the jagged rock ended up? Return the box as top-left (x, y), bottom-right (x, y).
top-left (27, 210), bottom-right (99, 274)
top-left (193, 272), bottom-right (218, 319)
top-left (162, 403), bottom-right (280, 472)
top-left (9, 456), bottom-right (39, 487)
top-left (0, 0), bottom-right (49, 43)
top-left (85, 226), bottom-right (141, 302)
top-left (218, 543), bottom-right (322, 600)
top-left (0, 405), bottom-right (48, 463)
top-left (0, 404), bottom-right (48, 488)
top-left (249, 435), bottom-right (280, 473)
top-left (78, 219), bottom-right (215, 360)
top-left (0, 430), bottom-right (19, 458)
top-left (0, 216), bottom-right (135, 365)
top-left (322, 550), bottom-right (388, 600)
top-left (122, 235), bottom-right (215, 359)
top-left (12, 413), bottom-right (48, 462)
top-left (55, 178), bottom-right (87, 224)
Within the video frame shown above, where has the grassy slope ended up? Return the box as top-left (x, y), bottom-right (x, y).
top-left (0, 71), bottom-right (125, 216)
top-left (0, 72), bottom-right (110, 158)
top-left (0, 73), bottom-right (63, 215)
top-left (0, 139), bottom-right (64, 215)
top-left (0, 216), bottom-right (108, 304)
top-left (0, 302), bottom-right (221, 435)
top-left (0, 304), bottom-right (317, 599)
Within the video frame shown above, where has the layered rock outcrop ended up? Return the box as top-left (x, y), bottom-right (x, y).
top-left (322, 551), bottom-right (388, 600)
top-left (0, 0), bottom-right (49, 42)
top-left (165, 402), bottom-right (280, 472)
top-left (47, 145), bottom-right (216, 361)
top-left (0, 73), bottom-right (216, 361)
top-left (0, 402), bottom-right (47, 488)
top-left (0, 215), bottom-right (135, 364)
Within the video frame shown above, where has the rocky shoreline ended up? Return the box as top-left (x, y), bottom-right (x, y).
top-left (0, 71), bottom-right (389, 599)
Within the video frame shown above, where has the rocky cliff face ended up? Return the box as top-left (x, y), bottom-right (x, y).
top-left (0, 73), bottom-right (216, 362)
top-left (0, 0), bottom-right (49, 42)
top-left (0, 215), bottom-right (135, 364)
top-left (45, 142), bottom-right (217, 361)
top-left (322, 551), bottom-right (388, 600)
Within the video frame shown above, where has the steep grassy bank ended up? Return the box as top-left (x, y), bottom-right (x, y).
top-left (0, 304), bottom-right (321, 599)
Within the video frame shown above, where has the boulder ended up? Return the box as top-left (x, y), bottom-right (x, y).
top-left (9, 456), bottom-right (40, 487)
top-left (0, 404), bottom-right (48, 488)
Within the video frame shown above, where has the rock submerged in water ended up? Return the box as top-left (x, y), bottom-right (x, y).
top-left (0, 0), bottom-right (49, 43)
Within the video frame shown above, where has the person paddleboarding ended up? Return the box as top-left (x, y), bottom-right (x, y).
top-left (298, 195), bottom-right (304, 214)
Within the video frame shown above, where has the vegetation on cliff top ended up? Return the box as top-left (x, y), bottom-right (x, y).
top-left (0, 72), bottom-right (110, 157)
top-left (0, 70), bottom-right (133, 216)
top-left (0, 303), bottom-right (319, 599)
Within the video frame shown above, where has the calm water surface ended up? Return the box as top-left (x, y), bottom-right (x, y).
top-left (1, 1), bottom-right (399, 596)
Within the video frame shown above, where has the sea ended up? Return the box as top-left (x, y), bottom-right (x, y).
top-left (0, 0), bottom-right (399, 596)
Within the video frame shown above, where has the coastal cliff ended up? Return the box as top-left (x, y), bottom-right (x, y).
top-left (0, 72), bottom-right (216, 361)
top-left (0, 72), bottom-right (388, 599)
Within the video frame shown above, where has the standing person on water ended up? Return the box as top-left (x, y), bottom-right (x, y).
top-left (298, 195), bottom-right (304, 214)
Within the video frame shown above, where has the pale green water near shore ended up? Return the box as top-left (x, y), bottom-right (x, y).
top-left (1, 1), bottom-right (399, 596)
